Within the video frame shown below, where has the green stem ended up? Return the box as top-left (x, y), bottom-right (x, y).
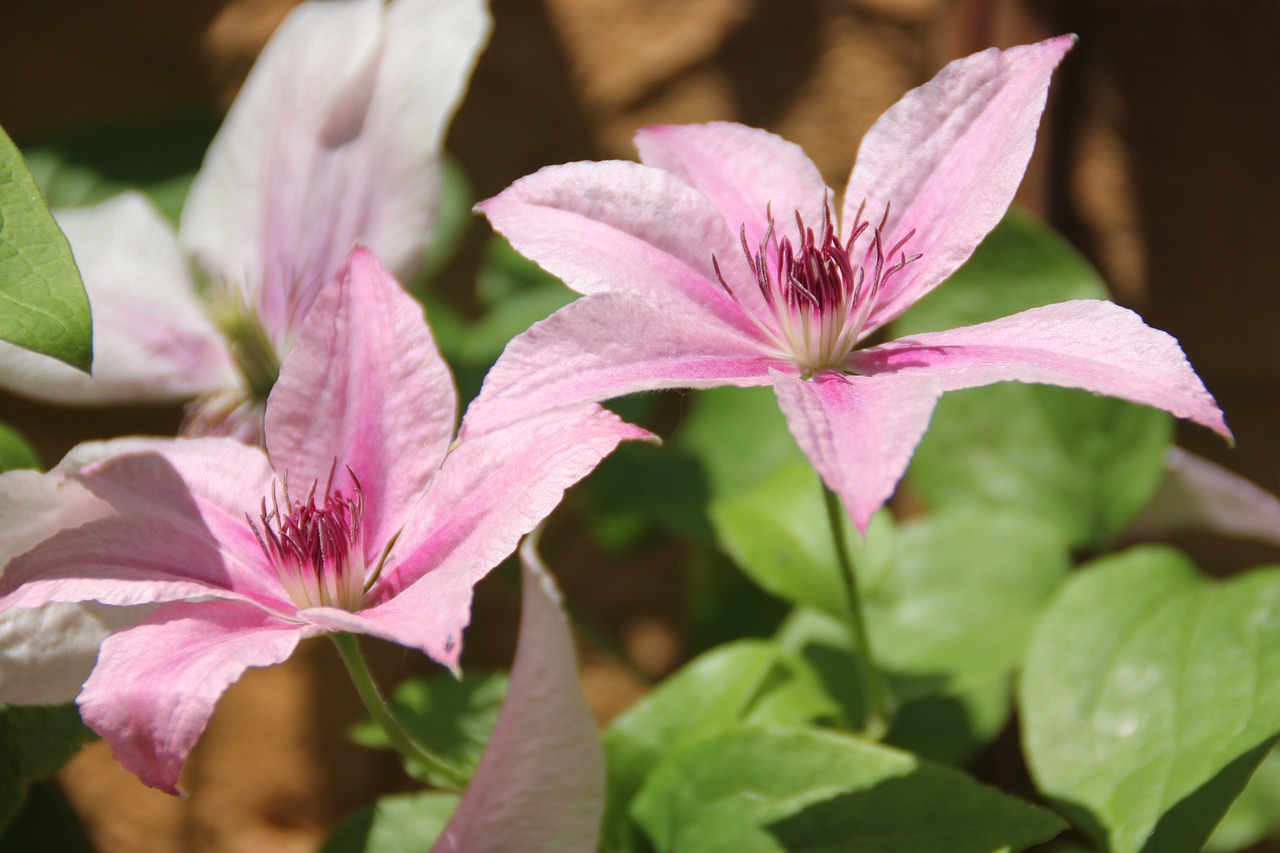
top-left (822, 486), bottom-right (894, 737)
top-left (330, 632), bottom-right (463, 788)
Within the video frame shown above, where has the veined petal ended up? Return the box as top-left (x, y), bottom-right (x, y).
top-left (78, 600), bottom-right (308, 795)
top-left (843, 36), bottom-right (1075, 333)
top-left (772, 369), bottom-right (943, 532)
top-left (265, 248), bottom-right (456, 549)
top-left (385, 405), bottom-right (655, 602)
top-left (636, 122), bottom-right (832, 253)
top-left (0, 442), bottom-right (288, 613)
top-left (1129, 448), bottom-right (1280, 547)
top-left (461, 292), bottom-right (778, 438)
top-left (432, 538), bottom-right (605, 852)
top-left (0, 193), bottom-right (234, 403)
top-left (848, 299), bottom-right (1231, 439)
top-left (477, 160), bottom-right (756, 330)
top-left (180, 0), bottom-right (489, 343)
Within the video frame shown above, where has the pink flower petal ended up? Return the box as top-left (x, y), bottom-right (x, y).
top-left (432, 538), bottom-right (605, 852)
top-left (388, 405), bottom-right (656, 602)
top-left (78, 600), bottom-right (308, 794)
top-left (636, 122), bottom-right (831, 253)
top-left (265, 248), bottom-right (456, 549)
top-left (843, 36), bottom-right (1075, 333)
top-left (849, 299), bottom-right (1231, 439)
top-left (477, 160), bottom-right (756, 331)
top-left (0, 193), bottom-right (234, 403)
top-left (1128, 448), bottom-right (1280, 548)
top-left (180, 0), bottom-right (489, 342)
top-left (0, 441), bottom-right (287, 613)
top-left (772, 369), bottom-right (943, 532)
top-left (461, 292), bottom-right (778, 438)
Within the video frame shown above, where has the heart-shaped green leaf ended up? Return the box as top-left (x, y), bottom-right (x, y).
top-left (1021, 546), bottom-right (1280, 852)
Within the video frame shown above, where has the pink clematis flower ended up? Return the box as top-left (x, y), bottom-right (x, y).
top-left (0, 0), bottom-right (490, 440)
top-left (0, 248), bottom-right (651, 794)
top-left (463, 36), bottom-right (1230, 530)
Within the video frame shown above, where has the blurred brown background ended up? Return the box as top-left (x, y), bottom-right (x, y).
top-left (2, 0), bottom-right (1278, 850)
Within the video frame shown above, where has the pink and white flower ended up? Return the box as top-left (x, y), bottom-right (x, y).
top-left (462, 36), bottom-right (1229, 529)
top-left (0, 0), bottom-right (490, 440)
top-left (0, 249), bottom-right (651, 794)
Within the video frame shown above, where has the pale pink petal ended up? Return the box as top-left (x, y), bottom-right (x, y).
top-left (1128, 448), bottom-right (1280, 548)
top-left (843, 36), bottom-right (1075, 333)
top-left (265, 248), bottom-right (456, 548)
top-left (0, 192), bottom-right (234, 403)
top-left (180, 0), bottom-right (489, 342)
top-left (849, 299), bottom-right (1231, 439)
top-left (432, 538), bottom-right (604, 852)
top-left (299, 563), bottom-right (476, 671)
top-left (0, 441), bottom-right (287, 613)
top-left (477, 160), bottom-right (758, 331)
top-left (772, 369), bottom-right (943, 532)
top-left (461, 292), bottom-right (779, 438)
top-left (385, 405), bottom-right (655, 601)
top-left (636, 122), bottom-right (832, 253)
top-left (78, 600), bottom-right (308, 794)
top-left (0, 603), bottom-right (152, 706)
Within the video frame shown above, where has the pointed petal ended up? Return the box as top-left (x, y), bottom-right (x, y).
top-left (1128, 448), bottom-right (1280, 548)
top-left (0, 192), bottom-right (234, 403)
top-left (432, 538), bottom-right (605, 852)
top-left (773, 369), bottom-right (942, 532)
top-left (265, 248), bottom-right (456, 548)
top-left (461, 292), bottom-right (778, 438)
top-left (636, 122), bottom-right (832, 252)
top-left (0, 441), bottom-right (287, 613)
top-left (180, 0), bottom-right (490, 341)
top-left (386, 405), bottom-right (655, 602)
top-left (477, 159), bottom-right (757, 330)
top-left (849, 299), bottom-right (1230, 438)
top-left (843, 36), bottom-right (1075, 332)
top-left (78, 600), bottom-right (307, 794)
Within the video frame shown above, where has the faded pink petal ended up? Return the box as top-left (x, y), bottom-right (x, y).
top-left (181, 0), bottom-right (490, 342)
top-left (0, 193), bottom-right (235, 403)
top-left (773, 369), bottom-right (943, 532)
top-left (389, 405), bottom-right (656, 599)
top-left (462, 292), bottom-right (778, 437)
top-left (432, 538), bottom-right (605, 852)
top-left (266, 248), bottom-right (456, 548)
top-left (78, 600), bottom-right (308, 794)
top-left (636, 122), bottom-right (831, 253)
top-left (477, 160), bottom-right (756, 330)
top-left (843, 36), bottom-right (1075, 333)
top-left (1128, 448), bottom-right (1280, 548)
top-left (0, 444), bottom-right (288, 614)
top-left (849, 299), bottom-right (1231, 439)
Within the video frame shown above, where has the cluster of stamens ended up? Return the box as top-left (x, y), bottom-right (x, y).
top-left (249, 463), bottom-right (372, 612)
top-left (713, 200), bottom-right (921, 372)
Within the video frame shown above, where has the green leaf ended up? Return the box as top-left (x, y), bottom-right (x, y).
top-left (0, 422), bottom-right (39, 473)
top-left (1021, 546), bottom-right (1280, 852)
top-left (708, 459), bottom-right (853, 621)
top-left (320, 791), bottom-right (460, 853)
top-left (631, 725), bottom-right (1065, 853)
top-left (0, 124), bottom-right (92, 372)
top-left (0, 704), bottom-right (95, 831)
top-left (908, 384), bottom-right (1172, 551)
top-left (1205, 745), bottom-right (1280, 852)
top-left (678, 385), bottom-right (803, 498)
top-left (349, 670), bottom-right (507, 788)
top-left (603, 641), bottom-right (783, 852)
top-left (866, 508), bottom-right (1071, 697)
top-left (893, 206), bottom-right (1109, 338)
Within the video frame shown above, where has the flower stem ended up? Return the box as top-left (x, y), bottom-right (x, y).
top-left (822, 485), bottom-right (894, 738)
top-left (330, 632), bottom-right (463, 788)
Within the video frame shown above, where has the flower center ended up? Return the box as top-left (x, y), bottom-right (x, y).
top-left (249, 464), bottom-right (370, 612)
top-left (714, 201), bottom-right (920, 372)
